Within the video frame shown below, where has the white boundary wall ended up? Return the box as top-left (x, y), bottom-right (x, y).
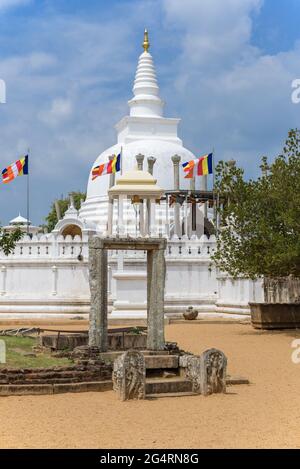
top-left (0, 234), bottom-right (263, 319)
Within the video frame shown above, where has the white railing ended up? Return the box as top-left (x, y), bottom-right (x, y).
top-left (0, 233), bottom-right (216, 261)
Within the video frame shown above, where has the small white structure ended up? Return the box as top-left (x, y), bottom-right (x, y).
top-left (4, 214), bottom-right (39, 236)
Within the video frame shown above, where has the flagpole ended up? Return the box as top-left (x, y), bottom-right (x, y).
top-left (212, 147), bottom-right (218, 235)
top-left (27, 148), bottom-right (30, 235)
top-left (120, 146), bottom-right (123, 175)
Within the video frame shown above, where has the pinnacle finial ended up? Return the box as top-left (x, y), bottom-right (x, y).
top-left (143, 29), bottom-right (150, 52)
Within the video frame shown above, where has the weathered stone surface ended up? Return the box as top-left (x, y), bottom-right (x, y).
top-left (180, 355), bottom-right (202, 394)
top-left (146, 378), bottom-right (192, 394)
top-left (112, 350), bottom-right (146, 401)
top-left (144, 355), bottom-right (178, 369)
top-left (200, 348), bottom-right (227, 396)
top-left (0, 384), bottom-right (54, 396)
top-left (0, 361), bottom-right (112, 386)
top-left (147, 246), bottom-right (166, 350)
top-left (88, 236), bottom-right (167, 352)
top-left (89, 245), bottom-right (108, 350)
top-left (250, 302), bottom-right (300, 329)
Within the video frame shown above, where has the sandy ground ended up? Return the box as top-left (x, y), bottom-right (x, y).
top-left (1, 321), bottom-right (300, 449)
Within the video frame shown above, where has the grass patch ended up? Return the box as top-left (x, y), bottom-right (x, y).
top-left (0, 336), bottom-right (73, 369)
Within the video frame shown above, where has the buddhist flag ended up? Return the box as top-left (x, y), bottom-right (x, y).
top-left (2, 155), bottom-right (29, 184)
top-left (92, 153), bottom-right (121, 181)
top-left (182, 153), bottom-right (213, 179)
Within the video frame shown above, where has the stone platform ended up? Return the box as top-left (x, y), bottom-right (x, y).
top-left (0, 348), bottom-right (249, 397)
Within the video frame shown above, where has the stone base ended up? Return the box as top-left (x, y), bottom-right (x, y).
top-left (250, 302), bottom-right (300, 329)
top-left (40, 329), bottom-right (148, 351)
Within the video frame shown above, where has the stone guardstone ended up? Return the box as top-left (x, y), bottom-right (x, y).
top-left (180, 354), bottom-right (202, 394)
top-left (200, 348), bottom-right (227, 396)
top-left (112, 350), bottom-right (146, 401)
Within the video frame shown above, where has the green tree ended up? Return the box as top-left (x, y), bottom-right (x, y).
top-left (44, 191), bottom-right (86, 232)
top-left (0, 227), bottom-right (23, 256)
top-left (212, 129), bottom-right (300, 279)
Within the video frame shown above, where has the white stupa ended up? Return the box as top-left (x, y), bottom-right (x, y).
top-left (4, 214), bottom-right (39, 235)
top-left (79, 30), bottom-right (196, 231)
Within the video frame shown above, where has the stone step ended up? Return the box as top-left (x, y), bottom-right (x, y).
top-left (147, 392), bottom-right (199, 399)
top-left (0, 380), bottom-right (113, 396)
top-left (146, 377), bottom-right (192, 394)
top-left (144, 355), bottom-right (179, 369)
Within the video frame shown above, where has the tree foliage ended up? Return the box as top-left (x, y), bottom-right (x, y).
top-left (0, 227), bottom-right (23, 256)
top-left (44, 191), bottom-right (86, 232)
top-left (212, 129), bottom-right (300, 279)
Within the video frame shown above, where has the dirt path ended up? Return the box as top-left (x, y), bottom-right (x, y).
top-left (0, 322), bottom-right (300, 449)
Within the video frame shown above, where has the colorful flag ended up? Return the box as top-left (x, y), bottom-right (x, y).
top-left (92, 153), bottom-right (121, 181)
top-left (182, 153), bottom-right (213, 179)
top-left (2, 155), bottom-right (29, 184)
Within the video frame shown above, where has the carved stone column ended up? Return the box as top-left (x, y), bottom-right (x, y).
top-left (113, 350), bottom-right (146, 401)
top-left (147, 156), bottom-right (156, 175)
top-left (136, 153), bottom-right (144, 170)
top-left (147, 242), bottom-right (166, 350)
top-left (89, 240), bottom-right (108, 350)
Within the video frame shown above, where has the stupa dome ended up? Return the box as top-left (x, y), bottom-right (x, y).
top-left (79, 30), bottom-right (196, 229)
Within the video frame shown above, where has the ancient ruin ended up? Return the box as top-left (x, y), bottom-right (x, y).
top-left (112, 350), bottom-right (146, 401)
top-left (89, 237), bottom-right (166, 352)
top-left (200, 349), bottom-right (227, 396)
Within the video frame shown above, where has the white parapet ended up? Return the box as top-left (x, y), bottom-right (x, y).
top-left (0, 233), bottom-right (262, 319)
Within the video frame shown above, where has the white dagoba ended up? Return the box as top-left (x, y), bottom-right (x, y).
top-left (4, 214), bottom-right (39, 235)
top-left (79, 30), bottom-right (196, 231)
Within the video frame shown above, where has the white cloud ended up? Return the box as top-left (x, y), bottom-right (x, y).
top-left (0, 0), bottom-right (31, 12)
top-left (161, 0), bottom-right (300, 175)
top-left (0, 0), bottom-right (299, 224)
top-left (39, 97), bottom-right (73, 126)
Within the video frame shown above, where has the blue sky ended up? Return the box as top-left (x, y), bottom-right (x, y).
top-left (0, 0), bottom-right (299, 225)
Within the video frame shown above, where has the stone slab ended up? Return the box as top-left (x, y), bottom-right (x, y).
top-left (90, 237), bottom-right (167, 251)
top-left (0, 381), bottom-right (113, 396)
top-left (145, 355), bottom-right (179, 369)
top-left (0, 384), bottom-right (54, 396)
top-left (53, 381), bottom-right (113, 394)
top-left (146, 378), bottom-right (192, 394)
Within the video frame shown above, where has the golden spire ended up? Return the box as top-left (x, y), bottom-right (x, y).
top-left (143, 29), bottom-right (150, 52)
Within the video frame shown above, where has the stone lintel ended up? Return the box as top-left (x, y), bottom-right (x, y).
top-left (89, 236), bottom-right (167, 251)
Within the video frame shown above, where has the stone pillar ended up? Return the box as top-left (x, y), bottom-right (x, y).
top-left (147, 244), bottom-right (166, 350)
top-left (145, 157), bottom-right (156, 236)
top-left (147, 157), bottom-right (156, 175)
top-left (89, 240), bottom-right (108, 351)
top-left (171, 155), bottom-right (181, 237)
top-left (107, 155), bottom-right (116, 236)
top-left (136, 153), bottom-right (144, 170)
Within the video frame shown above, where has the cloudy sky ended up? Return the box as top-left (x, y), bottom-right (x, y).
top-left (0, 0), bottom-right (299, 225)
